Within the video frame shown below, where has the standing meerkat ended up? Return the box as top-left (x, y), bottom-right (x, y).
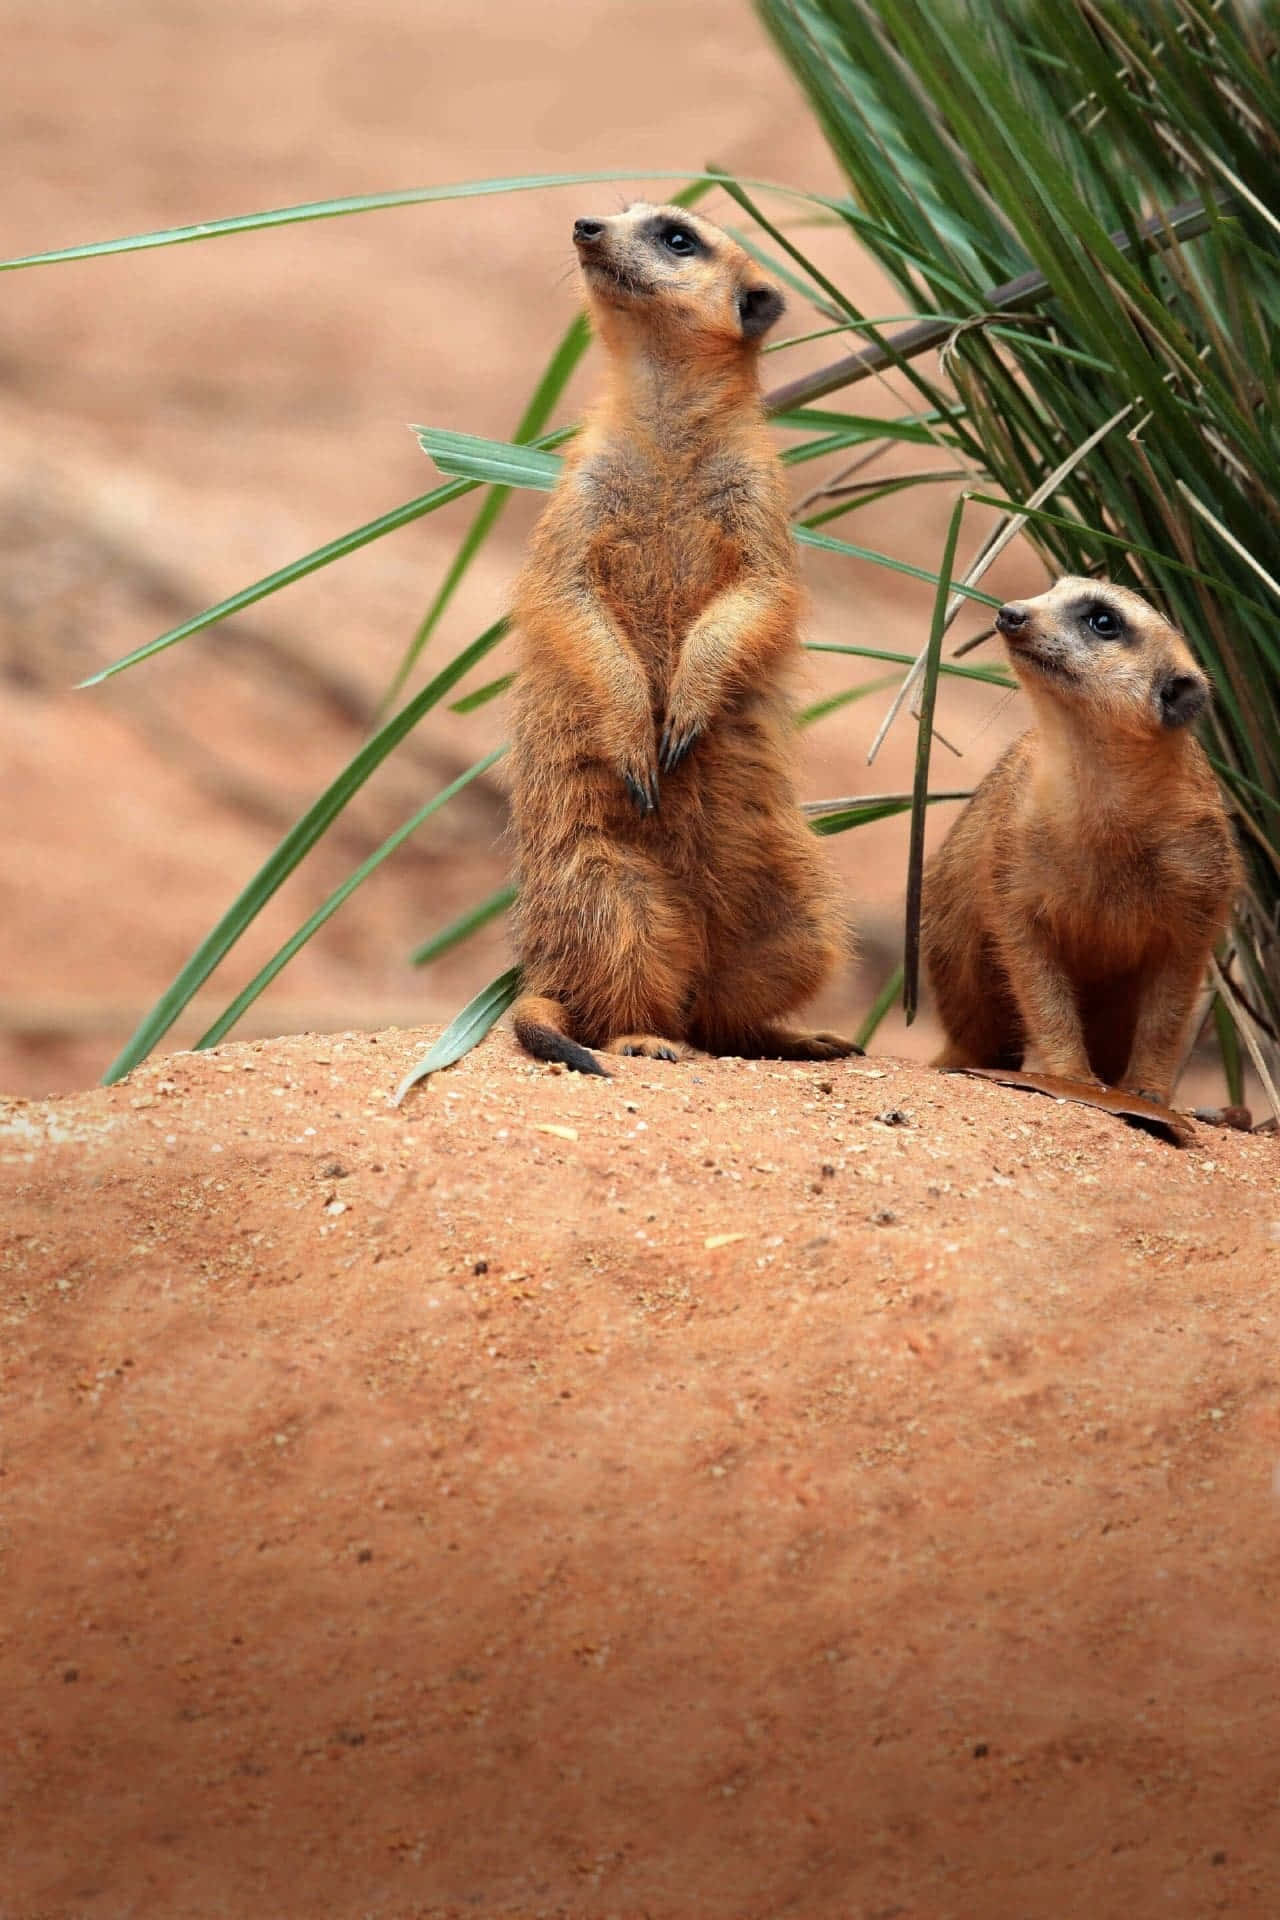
top-left (507, 203), bottom-right (855, 1075)
top-left (923, 578), bottom-right (1240, 1105)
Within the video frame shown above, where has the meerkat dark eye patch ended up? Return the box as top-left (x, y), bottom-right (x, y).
top-left (648, 218), bottom-right (707, 259)
top-left (738, 285), bottom-right (784, 339)
top-left (1157, 668), bottom-right (1209, 729)
top-left (1081, 600), bottom-right (1126, 641)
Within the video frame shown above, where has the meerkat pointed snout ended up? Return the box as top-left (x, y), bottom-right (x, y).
top-left (922, 577), bottom-right (1240, 1107)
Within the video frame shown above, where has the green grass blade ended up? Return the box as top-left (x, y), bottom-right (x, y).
top-left (418, 429), bottom-right (562, 491)
top-left (855, 961), bottom-right (905, 1051)
top-left (805, 642), bottom-right (1011, 687)
top-left (0, 170), bottom-right (869, 274)
top-left (101, 618), bottom-right (509, 1083)
top-left (795, 523), bottom-right (1000, 605)
top-left (806, 789), bottom-right (970, 835)
top-left (775, 401), bottom-right (951, 433)
top-left (800, 470), bottom-right (968, 528)
top-left (903, 490), bottom-right (968, 1022)
top-left (196, 746), bottom-right (508, 1049)
top-left (450, 672), bottom-right (516, 715)
top-left (409, 883), bottom-right (518, 968)
top-left (780, 414), bottom-right (951, 462)
top-left (797, 671), bottom-right (901, 727)
top-left (766, 317), bottom-right (962, 354)
top-left (1207, 756), bottom-right (1280, 827)
top-left (79, 478), bottom-right (478, 687)
top-left (392, 965), bottom-right (523, 1105)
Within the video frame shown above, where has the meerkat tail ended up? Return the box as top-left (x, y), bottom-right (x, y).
top-left (511, 994), bottom-right (610, 1077)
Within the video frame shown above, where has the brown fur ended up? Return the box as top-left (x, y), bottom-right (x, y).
top-left (508, 204), bottom-right (855, 1074)
top-left (923, 578), bottom-right (1241, 1104)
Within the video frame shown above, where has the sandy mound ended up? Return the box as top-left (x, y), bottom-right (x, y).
top-left (5, 1028), bottom-right (1278, 1918)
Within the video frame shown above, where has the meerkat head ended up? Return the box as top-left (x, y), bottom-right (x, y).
top-left (994, 577), bottom-right (1210, 739)
top-left (571, 204), bottom-right (785, 352)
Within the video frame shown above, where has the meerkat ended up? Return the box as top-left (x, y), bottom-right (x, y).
top-left (923, 578), bottom-right (1240, 1105)
top-left (507, 203), bottom-right (855, 1075)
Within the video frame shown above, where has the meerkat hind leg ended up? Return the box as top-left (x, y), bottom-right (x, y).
top-left (512, 993), bottom-right (610, 1077)
top-left (1115, 949), bottom-right (1208, 1107)
top-left (519, 840), bottom-right (698, 1069)
top-left (687, 896), bottom-right (857, 1061)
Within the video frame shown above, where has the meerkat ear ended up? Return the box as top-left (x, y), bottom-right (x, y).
top-left (737, 284), bottom-right (784, 340)
top-left (1157, 667), bottom-right (1209, 729)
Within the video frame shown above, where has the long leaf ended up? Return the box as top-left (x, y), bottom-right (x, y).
top-left (418, 428), bottom-right (561, 491)
top-left (409, 883), bottom-right (518, 968)
top-left (392, 966), bottom-right (523, 1105)
top-left (0, 169), bottom-right (891, 274)
top-left (798, 671), bottom-right (902, 727)
top-left (903, 491), bottom-right (968, 1021)
top-left (102, 619), bottom-right (509, 1082)
top-left (80, 478), bottom-right (478, 686)
top-left (805, 641), bottom-right (1011, 687)
top-left (450, 672), bottom-right (516, 715)
top-left (855, 962), bottom-right (905, 1051)
top-left (196, 746), bottom-right (508, 1050)
top-left (805, 788), bottom-right (970, 835)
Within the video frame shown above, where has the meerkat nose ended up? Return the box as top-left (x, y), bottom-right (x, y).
top-left (995, 602), bottom-right (1029, 633)
top-left (573, 217), bottom-right (606, 245)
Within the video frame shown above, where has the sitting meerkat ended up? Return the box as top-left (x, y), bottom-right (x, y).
top-left (923, 578), bottom-right (1240, 1105)
top-left (507, 203), bottom-right (856, 1075)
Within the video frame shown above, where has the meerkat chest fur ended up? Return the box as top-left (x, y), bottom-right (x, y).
top-left (572, 428), bottom-right (790, 681)
top-left (1011, 741), bottom-right (1194, 971)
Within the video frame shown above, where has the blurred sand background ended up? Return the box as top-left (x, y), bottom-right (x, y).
top-left (1, 0), bottom-right (1051, 1096)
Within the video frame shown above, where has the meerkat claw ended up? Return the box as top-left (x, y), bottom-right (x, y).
top-left (659, 723), bottom-right (702, 773)
top-left (624, 770), bottom-right (659, 815)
